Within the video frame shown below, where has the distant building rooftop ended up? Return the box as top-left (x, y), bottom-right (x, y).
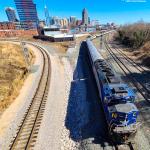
top-left (52, 34), bottom-right (73, 38)
top-left (43, 25), bottom-right (61, 29)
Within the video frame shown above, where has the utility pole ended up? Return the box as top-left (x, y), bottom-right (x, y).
top-left (100, 34), bottom-right (103, 50)
top-left (20, 40), bottom-right (30, 71)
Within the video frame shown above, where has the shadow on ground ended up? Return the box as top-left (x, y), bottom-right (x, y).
top-left (65, 42), bottom-right (113, 149)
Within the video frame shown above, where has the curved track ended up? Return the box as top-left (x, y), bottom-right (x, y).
top-left (9, 43), bottom-right (51, 150)
top-left (104, 41), bottom-right (150, 103)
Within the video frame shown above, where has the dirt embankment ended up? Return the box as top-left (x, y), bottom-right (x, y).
top-left (115, 23), bottom-right (150, 67)
top-left (0, 42), bottom-right (34, 114)
top-left (113, 41), bottom-right (150, 68)
top-left (134, 42), bottom-right (150, 67)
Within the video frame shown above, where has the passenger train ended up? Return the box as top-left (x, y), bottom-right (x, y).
top-left (86, 39), bottom-right (139, 143)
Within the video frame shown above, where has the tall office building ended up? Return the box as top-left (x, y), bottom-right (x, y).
top-left (52, 16), bottom-right (61, 26)
top-left (82, 8), bottom-right (88, 25)
top-left (14, 0), bottom-right (38, 28)
top-left (70, 16), bottom-right (76, 24)
top-left (60, 18), bottom-right (68, 27)
top-left (5, 7), bottom-right (18, 22)
top-left (88, 17), bottom-right (90, 25)
top-left (44, 5), bottom-right (51, 26)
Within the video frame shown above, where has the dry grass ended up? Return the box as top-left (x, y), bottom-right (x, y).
top-left (114, 22), bottom-right (150, 67)
top-left (116, 22), bottom-right (150, 48)
top-left (0, 42), bottom-right (34, 113)
top-left (117, 41), bottom-right (150, 67)
top-left (20, 35), bottom-right (89, 53)
top-left (133, 42), bottom-right (150, 67)
top-left (76, 35), bottom-right (89, 43)
top-left (50, 42), bottom-right (72, 53)
top-left (93, 38), bottom-right (101, 50)
top-left (17, 36), bottom-right (71, 53)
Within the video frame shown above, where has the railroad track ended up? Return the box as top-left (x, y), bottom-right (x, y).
top-left (112, 46), bottom-right (150, 97)
top-left (111, 45), bottom-right (147, 72)
top-left (104, 41), bottom-right (150, 103)
top-left (9, 43), bottom-right (51, 150)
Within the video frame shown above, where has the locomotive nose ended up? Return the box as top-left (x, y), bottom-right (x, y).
top-left (126, 111), bottom-right (139, 125)
top-left (114, 110), bottom-right (139, 126)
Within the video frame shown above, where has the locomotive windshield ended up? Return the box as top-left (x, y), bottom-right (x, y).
top-left (107, 98), bottom-right (126, 106)
top-left (106, 95), bottom-right (134, 106)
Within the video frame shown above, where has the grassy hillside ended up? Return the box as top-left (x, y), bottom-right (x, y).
top-left (136, 42), bottom-right (150, 67)
top-left (0, 42), bottom-right (34, 113)
top-left (115, 22), bottom-right (150, 67)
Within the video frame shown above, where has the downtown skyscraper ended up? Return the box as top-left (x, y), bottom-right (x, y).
top-left (14, 0), bottom-right (38, 28)
top-left (5, 7), bottom-right (18, 22)
top-left (82, 8), bottom-right (88, 26)
top-left (44, 5), bottom-right (51, 27)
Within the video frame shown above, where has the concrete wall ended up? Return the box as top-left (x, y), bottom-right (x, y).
top-left (33, 35), bottom-right (74, 42)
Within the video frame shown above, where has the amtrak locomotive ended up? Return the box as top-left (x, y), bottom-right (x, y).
top-left (86, 39), bottom-right (139, 143)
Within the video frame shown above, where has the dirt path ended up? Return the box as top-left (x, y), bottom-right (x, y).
top-left (34, 56), bottom-right (67, 149)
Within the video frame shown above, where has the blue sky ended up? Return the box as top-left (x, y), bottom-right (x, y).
top-left (0, 0), bottom-right (150, 24)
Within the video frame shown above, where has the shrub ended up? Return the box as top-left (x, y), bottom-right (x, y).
top-left (116, 22), bottom-right (150, 49)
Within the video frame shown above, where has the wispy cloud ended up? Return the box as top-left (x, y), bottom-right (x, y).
top-left (122, 0), bottom-right (147, 2)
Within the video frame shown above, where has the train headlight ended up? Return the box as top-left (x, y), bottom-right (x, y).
top-left (133, 112), bottom-right (137, 117)
top-left (112, 113), bottom-right (117, 118)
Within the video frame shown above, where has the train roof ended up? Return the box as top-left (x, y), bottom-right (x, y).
top-left (86, 39), bottom-right (104, 62)
top-left (94, 57), bottom-right (120, 85)
top-left (86, 39), bottom-right (135, 99)
top-left (108, 103), bottom-right (138, 113)
top-left (86, 39), bottom-right (118, 84)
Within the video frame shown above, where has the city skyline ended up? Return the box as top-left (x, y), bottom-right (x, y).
top-left (0, 0), bottom-right (150, 24)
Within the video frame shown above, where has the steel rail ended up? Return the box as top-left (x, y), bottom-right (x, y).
top-left (104, 41), bottom-right (150, 103)
top-left (9, 43), bottom-right (51, 150)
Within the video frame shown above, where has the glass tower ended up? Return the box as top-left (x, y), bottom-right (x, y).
top-left (5, 7), bottom-right (18, 22)
top-left (82, 8), bottom-right (88, 25)
top-left (44, 5), bottom-right (50, 26)
top-left (14, 0), bottom-right (38, 24)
